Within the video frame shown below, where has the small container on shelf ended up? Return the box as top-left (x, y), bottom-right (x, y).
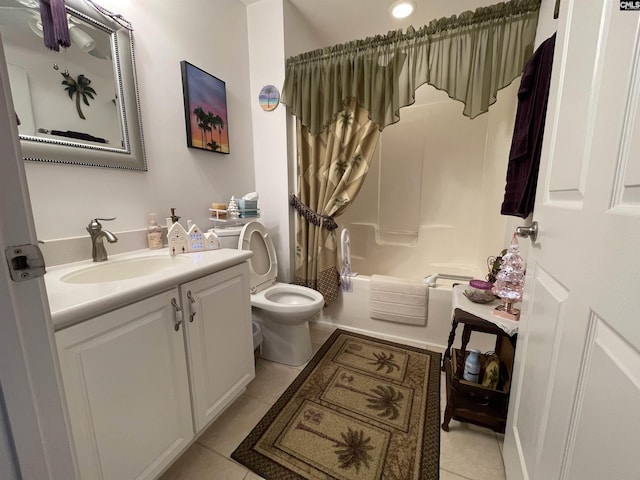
top-left (464, 279), bottom-right (496, 304)
top-left (237, 199), bottom-right (257, 210)
top-left (211, 203), bottom-right (227, 220)
top-left (209, 208), bottom-right (260, 228)
top-left (210, 209), bottom-right (227, 221)
top-left (463, 348), bottom-right (481, 383)
top-left (238, 209), bottom-right (260, 218)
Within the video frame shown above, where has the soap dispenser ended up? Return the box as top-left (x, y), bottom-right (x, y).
top-left (169, 207), bottom-right (181, 224)
top-left (147, 213), bottom-right (163, 249)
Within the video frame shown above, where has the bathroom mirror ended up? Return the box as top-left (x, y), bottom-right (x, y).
top-left (0, 0), bottom-right (146, 170)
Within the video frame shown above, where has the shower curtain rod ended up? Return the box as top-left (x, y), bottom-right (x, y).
top-left (286, 0), bottom-right (541, 66)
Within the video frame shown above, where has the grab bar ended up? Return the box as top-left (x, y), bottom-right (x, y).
top-left (424, 273), bottom-right (474, 288)
top-left (340, 229), bottom-right (357, 292)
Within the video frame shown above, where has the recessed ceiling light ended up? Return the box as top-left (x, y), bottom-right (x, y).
top-left (69, 25), bottom-right (96, 52)
top-left (390, 0), bottom-right (416, 19)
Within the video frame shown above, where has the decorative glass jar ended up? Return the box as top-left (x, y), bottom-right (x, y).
top-left (465, 279), bottom-right (496, 304)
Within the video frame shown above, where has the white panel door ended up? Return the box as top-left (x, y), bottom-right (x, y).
top-left (503, 2), bottom-right (640, 479)
top-left (56, 289), bottom-right (193, 480)
top-left (182, 263), bottom-right (255, 432)
top-left (0, 36), bottom-right (77, 480)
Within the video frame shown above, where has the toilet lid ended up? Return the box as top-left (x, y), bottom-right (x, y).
top-left (238, 221), bottom-right (277, 292)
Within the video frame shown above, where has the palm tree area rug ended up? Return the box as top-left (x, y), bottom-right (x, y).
top-left (231, 329), bottom-right (441, 479)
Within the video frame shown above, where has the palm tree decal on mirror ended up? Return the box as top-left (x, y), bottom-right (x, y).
top-left (61, 72), bottom-right (96, 120)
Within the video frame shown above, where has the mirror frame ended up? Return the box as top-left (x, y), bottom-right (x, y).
top-left (19, 0), bottom-right (146, 170)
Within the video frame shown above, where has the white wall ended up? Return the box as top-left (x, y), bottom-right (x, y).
top-left (283, 0), bottom-right (325, 57)
top-left (338, 82), bottom-right (517, 281)
top-left (24, 0), bottom-right (255, 247)
top-left (246, 0), bottom-right (291, 281)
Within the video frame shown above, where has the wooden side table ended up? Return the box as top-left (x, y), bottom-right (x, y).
top-left (441, 285), bottom-right (519, 433)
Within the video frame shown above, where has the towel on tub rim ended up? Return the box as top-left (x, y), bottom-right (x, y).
top-left (369, 274), bottom-right (428, 326)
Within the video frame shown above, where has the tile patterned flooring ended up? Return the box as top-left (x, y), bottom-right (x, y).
top-left (160, 323), bottom-right (506, 480)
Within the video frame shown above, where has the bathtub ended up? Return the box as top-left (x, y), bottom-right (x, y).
top-left (316, 274), bottom-right (496, 353)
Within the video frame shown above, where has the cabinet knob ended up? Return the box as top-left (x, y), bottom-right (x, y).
top-left (187, 290), bottom-right (196, 322)
top-left (171, 298), bottom-right (183, 331)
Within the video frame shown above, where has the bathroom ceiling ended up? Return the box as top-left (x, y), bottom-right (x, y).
top-left (283, 0), bottom-right (503, 48)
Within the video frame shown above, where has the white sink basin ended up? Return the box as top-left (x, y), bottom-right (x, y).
top-left (60, 255), bottom-right (192, 284)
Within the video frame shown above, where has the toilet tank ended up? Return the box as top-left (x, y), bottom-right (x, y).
top-left (208, 226), bottom-right (242, 249)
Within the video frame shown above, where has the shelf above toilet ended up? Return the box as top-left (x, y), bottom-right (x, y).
top-left (209, 208), bottom-right (260, 228)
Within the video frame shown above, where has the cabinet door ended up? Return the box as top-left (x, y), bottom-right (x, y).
top-left (182, 263), bottom-right (255, 431)
top-left (55, 289), bottom-right (193, 480)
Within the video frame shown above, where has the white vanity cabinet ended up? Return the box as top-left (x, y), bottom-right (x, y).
top-left (55, 289), bottom-right (193, 480)
top-left (181, 262), bottom-right (254, 431)
top-left (54, 259), bottom-right (255, 480)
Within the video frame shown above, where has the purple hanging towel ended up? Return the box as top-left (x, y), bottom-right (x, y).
top-left (39, 0), bottom-right (71, 51)
top-left (500, 33), bottom-right (556, 218)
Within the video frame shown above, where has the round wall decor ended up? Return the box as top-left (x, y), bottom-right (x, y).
top-left (259, 85), bottom-right (280, 111)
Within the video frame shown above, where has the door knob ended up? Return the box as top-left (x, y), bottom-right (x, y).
top-left (516, 221), bottom-right (538, 242)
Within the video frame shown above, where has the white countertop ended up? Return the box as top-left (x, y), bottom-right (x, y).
top-left (452, 284), bottom-right (519, 336)
top-left (45, 247), bottom-right (252, 331)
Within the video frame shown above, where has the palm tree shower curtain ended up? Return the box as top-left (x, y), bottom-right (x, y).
top-left (291, 99), bottom-right (379, 304)
top-left (283, 0), bottom-right (540, 304)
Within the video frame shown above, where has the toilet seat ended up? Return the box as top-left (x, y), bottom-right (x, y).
top-left (251, 283), bottom-right (324, 314)
top-left (238, 221), bottom-right (324, 366)
top-left (238, 221), bottom-right (324, 309)
top-left (238, 221), bottom-right (278, 293)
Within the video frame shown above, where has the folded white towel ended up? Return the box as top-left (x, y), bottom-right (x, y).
top-left (370, 274), bottom-right (426, 296)
top-left (370, 289), bottom-right (426, 307)
top-left (369, 274), bottom-right (428, 326)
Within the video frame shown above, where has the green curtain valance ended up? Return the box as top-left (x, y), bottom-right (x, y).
top-left (281, 0), bottom-right (541, 136)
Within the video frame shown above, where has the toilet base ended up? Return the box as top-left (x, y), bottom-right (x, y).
top-left (253, 314), bottom-right (312, 367)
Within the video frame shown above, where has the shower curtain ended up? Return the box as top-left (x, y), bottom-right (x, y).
top-left (291, 99), bottom-right (379, 305)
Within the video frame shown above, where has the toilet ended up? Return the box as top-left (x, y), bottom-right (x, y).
top-left (212, 222), bottom-right (324, 366)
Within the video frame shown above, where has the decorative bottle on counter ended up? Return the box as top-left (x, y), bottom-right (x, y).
top-left (463, 349), bottom-right (481, 383)
top-left (147, 213), bottom-right (163, 249)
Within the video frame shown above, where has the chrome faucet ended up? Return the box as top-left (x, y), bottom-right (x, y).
top-left (87, 217), bottom-right (118, 262)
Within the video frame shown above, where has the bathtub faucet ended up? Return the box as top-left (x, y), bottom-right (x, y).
top-left (87, 217), bottom-right (118, 262)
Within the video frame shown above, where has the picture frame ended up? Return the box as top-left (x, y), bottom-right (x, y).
top-left (180, 61), bottom-right (230, 153)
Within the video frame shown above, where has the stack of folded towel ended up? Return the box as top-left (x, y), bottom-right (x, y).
top-left (369, 274), bottom-right (428, 326)
top-left (237, 198), bottom-right (260, 218)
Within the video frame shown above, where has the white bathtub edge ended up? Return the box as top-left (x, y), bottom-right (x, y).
top-left (312, 318), bottom-right (447, 353)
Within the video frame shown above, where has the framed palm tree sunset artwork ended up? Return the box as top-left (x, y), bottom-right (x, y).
top-left (180, 61), bottom-right (230, 153)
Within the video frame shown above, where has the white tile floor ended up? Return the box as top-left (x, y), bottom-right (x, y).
top-left (160, 323), bottom-right (506, 480)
